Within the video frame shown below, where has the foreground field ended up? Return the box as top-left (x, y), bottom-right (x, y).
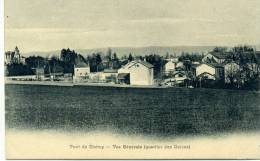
top-left (5, 84), bottom-right (260, 136)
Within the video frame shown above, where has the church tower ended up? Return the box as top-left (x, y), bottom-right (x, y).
top-left (14, 46), bottom-right (21, 63)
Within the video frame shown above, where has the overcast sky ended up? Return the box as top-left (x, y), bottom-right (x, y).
top-left (5, 0), bottom-right (260, 52)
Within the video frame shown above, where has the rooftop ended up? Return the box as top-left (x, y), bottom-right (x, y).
top-left (136, 60), bottom-right (154, 68)
top-left (209, 51), bottom-right (232, 59)
top-left (125, 60), bottom-right (154, 69)
top-left (75, 62), bottom-right (89, 68)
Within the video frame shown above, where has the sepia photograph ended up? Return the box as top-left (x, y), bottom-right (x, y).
top-left (3, 0), bottom-right (260, 159)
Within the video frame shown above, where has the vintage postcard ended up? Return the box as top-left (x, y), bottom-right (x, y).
top-left (4, 0), bottom-right (260, 159)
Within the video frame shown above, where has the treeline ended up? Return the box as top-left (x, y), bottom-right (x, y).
top-left (5, 46), bottom-right (260, 91)
top-left (5, 48), bottom-right (169, 78)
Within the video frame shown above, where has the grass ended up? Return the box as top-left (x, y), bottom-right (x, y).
top-left (5, 84), bottom-right (260, 137)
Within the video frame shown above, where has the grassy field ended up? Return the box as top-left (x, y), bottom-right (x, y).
top-left (5, 84), bottom-right (260, 137)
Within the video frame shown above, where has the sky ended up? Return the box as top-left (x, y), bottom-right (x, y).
top-left (4, 0), bottom-right (260, 52)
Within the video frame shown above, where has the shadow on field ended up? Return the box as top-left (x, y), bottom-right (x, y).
top-left (5, 84), bottom-right (260, 137)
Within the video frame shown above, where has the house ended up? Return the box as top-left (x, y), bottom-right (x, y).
top-left (202, 51), bottom-right (231, 64)
top-left (87, 69), bottom-right (118, 83)
top-left (73, 62), bottom-right (90, 82)
top-left (164, 61), bottom-right (176, 75)
top-left (88, 72), bottom-right (106, 83)
top-left (165, 57), bottom-right (178, 63)
top-left (224, 62), bottom-right (240, 83)
top-left (172, 71), bottom-right (188, 84)
top-left (176, 61), bottom-right (184, 68)
top-left (163, 71), bottom-right (188, 86)
top-left (5, 46), bottom-right (22, 64)
top-left (103, 69), bottom-right (118, 83)
top-left (192, 63), bottom-right (224, 80)
top-left (118, 60), bottom-right (154, 85)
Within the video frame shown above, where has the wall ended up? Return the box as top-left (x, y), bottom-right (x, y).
top-left (165, 62), bottom-right (176, 73)
top-left (129, 63), bottom-right (153, 85)
top-left (74, 67), bottom-right (90, 77)
top-left (196, 64), bottom-right (215, 76)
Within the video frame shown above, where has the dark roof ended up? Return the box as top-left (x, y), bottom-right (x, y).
top-left (75, 62), bottom-right (89, 68)
top-left (208, 63), bottom-right (224, 68)
top-left (120, 60), bottom-right (154, 71)
top-left (137, 60), bottom-right (154, 68)
top-left (223, 61), bottom-right (239, 66)
top-left (172, 71), bottom-right (186, 76)
top-left (209, 51), bottom-right (231, 59)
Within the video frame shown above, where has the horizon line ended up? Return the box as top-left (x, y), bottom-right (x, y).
top-left (5, 44), bottom-right (260, 54)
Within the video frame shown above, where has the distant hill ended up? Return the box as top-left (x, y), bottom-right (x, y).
top-left (24, 46), bottom-right (218, 58)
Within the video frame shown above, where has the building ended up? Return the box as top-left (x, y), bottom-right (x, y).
top-left (103, 69), bottom-right (118, 83)
top-left (224, 62), bottom-right (240, 83)
top-left (163, 71), bottom-right (188, 86)
top-left (118, 60), bottom-right (154, 85)
top-left (172, 71), bottom-right (188, 84)
top-left (164, 61), bottom-right (176, 75)
top-left (175, 61), bottom-right (184, 70)
top-left (5, 46), bottom-right (22, 64)
top-left (202, 51), bottom-right (230, 64)
top-left (73, 62), bottom-right (90, 82)
top-left (192, 63), bottom-right (224, 80)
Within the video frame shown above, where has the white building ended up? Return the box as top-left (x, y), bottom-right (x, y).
top-left (193, 63), bottom-right (216, 80)
top-left (73, 62), bottom-right (90, 82)
top-left (102, 69), bottom-right (118, 83)
top-left (164, 61), bottom-right (176, 75)
top-left (176, 61), bottom-right (184, 69)
top-left (118, 60), bottom-right (154, 85)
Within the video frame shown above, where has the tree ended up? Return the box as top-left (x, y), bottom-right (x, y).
top-left (60, 48), bottom-right (79, 73)
top-left (145, 54), bottom-right (166, 78)
top-left (25, 56), bottom-right (46, 69)
top-left (111, 52), bottom-right (121, 69)
top-left (128, 53), bottom-right (133, 62)
top-left (96, 53), bottom-right (102, 71)
top-left (106, 48), bottom-right (112, 61)
top-left (6, 63), bottom-right (33, 76)
top-left (47, 56), bottom-right (64, 74)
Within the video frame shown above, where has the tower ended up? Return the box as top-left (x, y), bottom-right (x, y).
top-left (14, 46), bottom-right (21, 63)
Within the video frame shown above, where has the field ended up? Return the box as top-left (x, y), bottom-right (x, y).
top-left (5, 84), bottom-right (260, 137)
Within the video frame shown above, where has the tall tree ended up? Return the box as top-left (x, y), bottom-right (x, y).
top-left (128, 53), bottom-right (133, 62)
